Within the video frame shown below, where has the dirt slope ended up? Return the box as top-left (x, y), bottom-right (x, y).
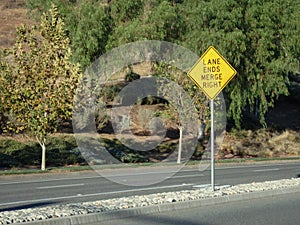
top-left (0, 0), bottom-right (34, 49)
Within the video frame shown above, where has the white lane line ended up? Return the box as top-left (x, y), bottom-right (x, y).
top-left (36, 183), bottom-right (85, 189)
top-left (1, 162), bottom-right (297, 185)
top-left (216, 162), bottom-right (300, 170)
top-left (0, 175), bottom-right (101, 186)
top-left (0, 183), bottom-right (194, 207)
top-left (0, 170), bottom-right (194, 186)
top-left (253, 168), bottom-right (280, 172)
top-left (169, 174), bottom-right (205, 179)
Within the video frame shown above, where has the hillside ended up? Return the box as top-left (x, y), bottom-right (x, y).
top-left (0, 0), bottom-right (34, 49)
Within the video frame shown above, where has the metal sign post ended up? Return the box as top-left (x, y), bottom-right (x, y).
top-left (187, 46), bottom-right (237, 191)
top-left (210, 99), bottom-right (215, 191)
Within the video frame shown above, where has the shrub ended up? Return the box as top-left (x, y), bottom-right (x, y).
top-left (100, 85), bottom-right (121, 102)
top-left (125, 71), bottom-right (140, 82)
top-left (46, 136), bottom-right (86, 166)
top-left (0, 139), bottom-right (40, 168)
top-left (0, 136), bottom-right (87, 168)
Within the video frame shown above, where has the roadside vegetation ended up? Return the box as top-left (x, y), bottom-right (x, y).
top-left (0, 0), bottom-right (299, 171)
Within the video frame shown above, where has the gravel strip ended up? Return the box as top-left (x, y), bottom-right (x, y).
top-left (1, 178), bottom-right (299, 224)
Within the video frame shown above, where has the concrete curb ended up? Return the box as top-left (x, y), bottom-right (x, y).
top-left (20, 186), bottom-right (300, 225)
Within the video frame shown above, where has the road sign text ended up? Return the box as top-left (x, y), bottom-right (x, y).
top-left (201, 58), bottom-right (223, 88)
top-left (187, 46), bottom-right (237, 100)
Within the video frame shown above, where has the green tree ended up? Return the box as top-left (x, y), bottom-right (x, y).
top-left (26, 0), bottom-right (111, 69)
top-left (109, 0), bottom-right (144, 25)
top-left (179, 0), bottom-right (299, 128)
top-left (26, 0), bottom-right (183, 68)
top-left (1, 5), bottom-right (81, 170)
top-left (153, 63), bottom-right (205, 163)
top-left (106, 0), bottom-right (180, 49)
top-left (70, 1), bottom-right (111, 68)
top-left (25, 0), bottom-right (75, 21)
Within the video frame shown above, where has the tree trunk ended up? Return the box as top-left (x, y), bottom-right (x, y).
top-left (41, 141), bottom-right (46, 171)
top-left (177, 126), bottom-right (183, 164)
top-left (36, 136), bottom-right (46, 171)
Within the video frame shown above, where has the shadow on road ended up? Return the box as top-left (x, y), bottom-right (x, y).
top-left (129, 214), bottom-right (215, 225)
top-left (99, 212), bottom-right (216, 225)
top-left (0, 201), bottom-right (58, 212)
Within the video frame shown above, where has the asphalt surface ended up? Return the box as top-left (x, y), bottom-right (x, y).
top-left (0, 161), bottom-right (299, 211)
top-left (98, 190), bottom-right (300, 225)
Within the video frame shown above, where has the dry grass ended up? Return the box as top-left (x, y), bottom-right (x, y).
top-left (220, 129), bottom-right (300, 159)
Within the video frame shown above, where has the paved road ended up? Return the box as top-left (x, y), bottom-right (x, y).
top-left (0, 161), bottom-right (299, 211)
top-left (99, 191), bottom-right (300, 225)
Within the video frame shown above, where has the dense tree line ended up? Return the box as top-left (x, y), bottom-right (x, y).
top-left (23, 0), bottom-right (300, 128)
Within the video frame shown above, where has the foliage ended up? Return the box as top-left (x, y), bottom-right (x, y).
top-left (45, 136), bottom-right (86, 166)
top-left (94, 101), bottom-right (110, 131)
top-left (125, 71), bottom-right (141, 82)
top-left (26, 0), bottom-right (111, 68)
top-left (0, 51), bottom-right (12, 133)
top-left (0, 5), bottom-right (81, 170)
top-left (109, 0), bottom-right (144, 25)
top-left (0, 139), bottom-right (40, 168)
top-left (81, 137), bottom-right (148, 164)
top-left (154, 63), bottom-right (208, 128)
top-left (25, 0), bottom-right (75, 17)
top-left (106, 0), bottom-right (180, 49)
top-left (135, 107), bottom-right (155, 135)
top-left (69, 1), bottom-right (111, 68)
top-left (178, 0), bottom-right (299, 127)
top-left (0, 136), bottom-right (86, 168)
top-left (23, 0), bottom-right (300, 129)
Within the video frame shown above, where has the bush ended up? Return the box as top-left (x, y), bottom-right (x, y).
top-left (0, 139), bottom-right (41, 168)
top-left (0, 153), bottom-right (19, 168)
top-left (46, 136), bottom-right (86, 166)
top-left (125, 71), bottom-right (140, 82)
top-left (0, 136), bottom-right (87, 168)
top-left (104, 138), bottom-right (148, 163)
top-left (100, 85), bottom-right (121, 102)
top-left (192, 142), bottom-right (205, 160)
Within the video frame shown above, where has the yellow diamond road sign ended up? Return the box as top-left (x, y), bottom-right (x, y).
top-left (188, 46), bottom-right (237, 100)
